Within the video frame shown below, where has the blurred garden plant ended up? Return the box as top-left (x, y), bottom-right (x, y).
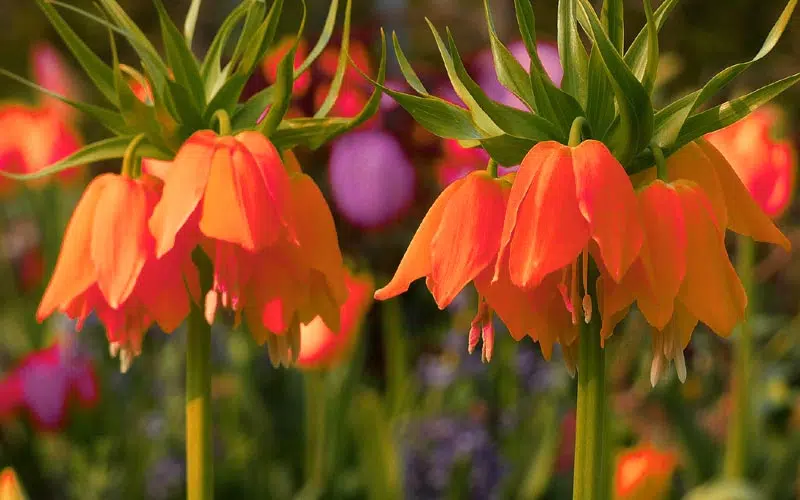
top-left (0, 0), bottom-right (385, 498)
top-left (375, 0), bottom-right (800, 498)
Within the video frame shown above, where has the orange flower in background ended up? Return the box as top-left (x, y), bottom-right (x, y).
top-left (318, 40), bottom-right (373, 87)
top-left (375, 171), bottom-right (545, 361)
top-left (706, 108), bottom-right (796, 219)
top-left (599, 180), bottom-right (747, 385)
top-left (0, 468), bottom-right (27, 500)
top-left (263, 37), bottom-right (311, 97)
top-left (149, 130), bottom-right (295, 322)
top-left (37, 174), bottom-right (197, 370)
top-left (614, 445), bottom-right (677, 500)
top-left (297, 271), bottom-right (374, 369)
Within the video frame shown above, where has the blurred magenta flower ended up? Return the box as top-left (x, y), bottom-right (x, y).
top-left (31, 42), bottom-right (80, 122)
top-left (0, 339), bottom-right (98, 431)
top-left (328, 130), bottom-right (415, 228)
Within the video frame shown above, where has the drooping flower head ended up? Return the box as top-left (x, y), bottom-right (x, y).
top-left (297, 270), bottom-right (374, 369)
top-left (706, 108), bottom-right (796, 218)
top-left (614, 445), bottom-right (677, 500)
top-left (38, 173), bottom-right (197, 368)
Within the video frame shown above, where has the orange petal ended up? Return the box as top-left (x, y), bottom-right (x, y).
top-left (282, 149), bottom-right (303, 174)
top-left (375, 177), bottom-right (463, 301)
top-left (91, 176), bottom-right (150, 308)
top-left (141, 158), bottom-right (171, 181)
top-left (635, 181), bottom-right (687, 330)
top-left (674, 181), bottom-right (747, 336)
top-left (598, 270), bottom-right (637, 340)
top-left (572, 140), bottom-right (643, 282)
top-left (660, 300), bottom-right (698, 351)
top-left (429, 172), bottom-right (507, 308)
top-left (289, 173), bottom-right (347, 306)
top-left (666, 142), bottom-right (728, 230)
top-left (149, 130), bottom-right (216, 257)
top-left (697, 139), bottom-right (791, 251)
top-left (475, 265), bottom-right (534, 341)
top-left (37, 175), bottom-right (110, 320)
top-left (503, 142), bottom-right (589, 289)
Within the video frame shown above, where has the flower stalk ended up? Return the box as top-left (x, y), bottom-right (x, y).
top-left (573, 265), bottom-right (607, 500)
top-left (724, 235), bottom-right (756, 478)
top-left (186, 300), bottom-right (213, 500)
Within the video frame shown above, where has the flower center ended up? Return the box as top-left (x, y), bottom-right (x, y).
top-left (468, 297), bottom-right (495, 363)
top-left (557, 248), bottom-right (593, 324)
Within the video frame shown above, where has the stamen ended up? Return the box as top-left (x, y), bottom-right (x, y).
top-left (650, 352), bottom-right (665, 387)
top-left (204, 290), bottom-right (219, 325)
top-left (468, 298), bottom-right (487, 355)
top-left (563, 342), bottom-right (578, 378)
top-left (674, 349), bottom-right (687, 383)
top-left (570, 262), bottom-right (579, 324)
top-left (481, 310), bottom-right (495, 363)
top-left (109, 342), bottom-right (120, 358)
top-left (557, 266), bottom-right (574, 315)
top-left (119, 348), bottom-right (133, 374)
top-left (581, 249), bottom-right (592, 323)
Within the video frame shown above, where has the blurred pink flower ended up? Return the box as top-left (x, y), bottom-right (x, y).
top-left (0, 339), bottom-right (98, 431)
top-left (328, 130), bottom-right (415, 228)
top-left (31, 42), bottom-right (80, 122)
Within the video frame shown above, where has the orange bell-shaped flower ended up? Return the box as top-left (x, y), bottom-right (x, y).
top-left (614, 445), bottom-right (677, 500)
top-left (296, 271), bottom-right (374, 369)
top-left (0, 468), bottom-right (27, 500)
top-left (149, 130), bottom-right (294, 319)
top-left (496, 140), bottom-right (643, 295)
top-left (600, 180), bottom-right (748, 385)
top-left (37, 174), bottom-right (197, 370)
top-left (706, 108), bottom-right (796, 219)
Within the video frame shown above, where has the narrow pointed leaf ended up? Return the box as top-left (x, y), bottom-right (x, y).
top-left (392, 31), bottom-right (428, 95)
top-left (652, 0), bottom-right (797, 146)
top-left (641, 0), bottom-right (659, 94)
top-left (231, 86), bottom-right (275, 130)
top-left (625, 0), bottom-right (679, 79)
top-left (601, 0), bottom-right (624, 53)
top-left (229, 0), bottom-right (267, 72)
top-left (154, 0), bottom-right (206, 109)
top-left (315, 0), bottom-right (352, 118)
top-left (271, 117), bottom-right (351, 150)
top-left (204, 74), bottom-right (248, 122)
top-left (578, 0), bottom-right (653, 163)
top-left (481, 135), bottom-right (536, 165)
top-left (50, 1), bottom-right (125, 35)
top-left (675, 72), bottom-right (800, 149)
top-left (482, 0), bottom-right (537, 111)
top-left (585, 47), bottom-right (616, 139)
top-left (184, 0), bottom-right (202, 47)
top-left (295, 0), bottom-right (339, 76)
top-left (200, 1), bottom-right (250, 94)
top-left (558, 0), bottom-right (589, 106)
top-left (0, 69), bottom-right (130, 135)
top-left (259, 45), bottom-right (296, 137)
top-left (34, 0), bottom-right (117, 105)
top-left (237, 0), bottom-right (285, 78)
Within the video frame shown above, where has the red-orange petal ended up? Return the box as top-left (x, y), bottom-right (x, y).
top-left (429, 171), bottom-right (507, 309)
top-left (572, 140), bottom-right (643, 282)
top-left (149, 130), bottom-right (217, 257)
top-left (503, 142), bottom-right (589, 289)
top-left (37, 175), bottom-right (110, 321)
top-left (666, 142), bottom-right (728, 230)
top-left (91, 176), bottom-right (150, 308)
top-left (674, 180), bottom-right (747, 337)
top-left (698, 139), bottom-right (791, 251)
top-left (375, 177), bottom-right (463, 301)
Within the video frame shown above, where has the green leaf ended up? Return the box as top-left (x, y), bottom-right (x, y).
top-left (153, 0), bottom-right (206, 109)
top-left (166, 81), bottom-right (205, 129)
top-left (558, 0), bottom-right (589, 106)
top-left (0, 136), bottom-right (136, 180)
top-left (426, 20), bottom-right (502, 135)
top-left (231, 86), bottom-right (275, 130)
top-left (236, 0), bottom-right (284, 78)
top-left (652, 0), bottom-right (797, 147)
top-left (315, 0), bottom-right (351, 118)
top-left (641, 0), bottom-right (659, 94)
top-left (295, 0), bottom-right (338, 77)
top-left (204, 74), bottom-right (248, 123)
top-left (585, 47), bottom-right (616, 140)
top-left (0, 69), bottom-right (130, 135)
top-left (49, 1), bottom-right (125, 35)
top-left (578, 0), bottom-right (653, 163)
top-left (229, 0), bottom-right (267, 73)
top-left (383, 89), bottom-right (484, 140)
top-left (97, 0), bottom-right (170, 96)
top-left (674, 72), bottom-right (800, 149)
top-left (624, 0), bottom-right (679, 80)
top-left (34, 0), bottom-right (117, 105)
top-left (514, 0), bottom-right (585, 136)
top-left (600, 0), bottom-right (624, 53)
top-left (481, 135), bottom-right (535, 166)
top-left (271, 117), bottom-right (351, 150)
top-left (259, 44), bottom-right (296, 137)
top-left (199, 1), bottom-right (250, 95)
top-left (446, 30), bottom-right (563, 142)
top-left (392, 31), bottom-right (428, 95)
top-left (482, 0), bottom-right (537, 111)
top-left (184, 0), bottom-right (202, 47)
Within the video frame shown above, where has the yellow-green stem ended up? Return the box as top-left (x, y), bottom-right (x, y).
top-left (724, 235), bottom-right (755, 478)
top-left (212, 109), bottom-right (232, 136)
top-left (486, 159), bottom-right (498, 178)
top-left (121, 134), bottom-right (147, 178)
top-left (568, 117), bottom-right (591, 147)
top-left (651, 144), bottom-right (668, 181)
top-left (573, 286), bottom-right (606, 500)
top-left (187, 302), bottom-right (213, 500)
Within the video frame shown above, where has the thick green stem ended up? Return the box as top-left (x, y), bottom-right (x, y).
top-left (486, 159), bottom-right (498, 178)
top-left (568, 117), bottom-right (591, 147)
top-left (573, 291), bottom-right (606, 500)
top-left (121, 133), bottom-right (147, 178)
top-left (724, 235), bottom-right (756, 478)
top-left (651, 143), bottom-right (668, 181)
top-left (212, 109), bottom-right (232, 136)
top-left (187, 303), bottom-right (213, 500)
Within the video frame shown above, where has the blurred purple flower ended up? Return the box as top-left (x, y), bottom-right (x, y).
top-left (403, 416), bottom-right (505, 499)
top-left (416, 329), bottom-right (486, 389)
top-left (328, 129), bottom-right (415, 228)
